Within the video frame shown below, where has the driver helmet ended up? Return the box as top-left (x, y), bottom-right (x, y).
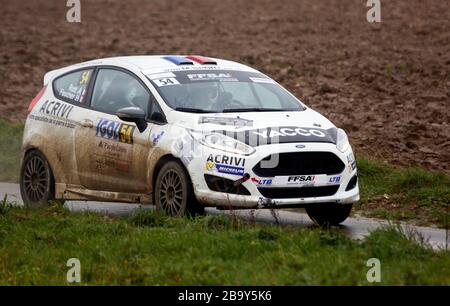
top-left (188, 82), bottom-right (219, 109)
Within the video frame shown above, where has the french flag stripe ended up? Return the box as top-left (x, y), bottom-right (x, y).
top-left (185, 55), bottom-right (217, 65)
top-left (163, 56), bottom-right (194, 65)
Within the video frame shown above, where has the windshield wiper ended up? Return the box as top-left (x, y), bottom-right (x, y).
top-left (175, 107), bottom-right (216, 113)
top-left (222, 108), bottom-right (290, 113)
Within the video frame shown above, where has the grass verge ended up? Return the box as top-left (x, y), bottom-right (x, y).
top-left (0, 119), bottom-right (23, 183)
top-left (355, 156), bottom-right (450, 227)
top-left (0, 204), bottom-right (448, 285)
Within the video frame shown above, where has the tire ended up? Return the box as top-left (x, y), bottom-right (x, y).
top-left (20, 150), bottom-right (56, 209)
top-left (305, 203), bottom-right (353, 226)
top-left (154, 160), bottom-right (204, 216)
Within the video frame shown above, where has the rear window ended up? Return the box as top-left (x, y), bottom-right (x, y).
top-left (53, 69), bottom-right (93, 104)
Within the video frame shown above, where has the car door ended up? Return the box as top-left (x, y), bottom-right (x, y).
top-left (51, 67), bottom-right (95, 186)
top-left (73, 67), bottom-right (154, 193)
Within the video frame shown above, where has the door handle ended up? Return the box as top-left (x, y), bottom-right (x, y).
top-left (80, 119), bottom-right (94, 128)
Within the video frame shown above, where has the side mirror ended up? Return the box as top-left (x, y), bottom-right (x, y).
top-left (149, 111), bottom-right (166, 124)
top-left (116, 107), bottom-right (148, 133)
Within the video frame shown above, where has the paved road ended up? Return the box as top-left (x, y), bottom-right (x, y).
top-left (1, 183), bottom-right (448, 250)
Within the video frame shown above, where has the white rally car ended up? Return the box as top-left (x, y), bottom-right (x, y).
top-left (20, 55), bottom-right (359, 225)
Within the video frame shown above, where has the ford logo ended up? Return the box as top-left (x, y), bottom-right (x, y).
top-left (295, 144), bottom-right (306, 149)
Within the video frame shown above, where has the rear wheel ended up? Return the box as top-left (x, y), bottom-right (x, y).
top-left (305, 203), bottom-right (353, 226)
top-left (154, 160), bottom-right (204, 216)
top-left (20, 150), bottom-right (56, 208)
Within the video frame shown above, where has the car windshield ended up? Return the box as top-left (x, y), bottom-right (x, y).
top-left (147, 70), bottom-right (305, 113)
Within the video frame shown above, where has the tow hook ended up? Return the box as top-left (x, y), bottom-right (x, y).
top-left (233, 173), bottom-right (250, 187)
top-left (258, 197), bottom-right (276, 208)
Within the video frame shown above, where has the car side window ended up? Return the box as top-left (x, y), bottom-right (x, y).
top-left (91, 69), bottom-right (150, 114)
top-left (148, 99), bottom-right (164, 119)
top-left (53, 69), bottom-right (93, 104)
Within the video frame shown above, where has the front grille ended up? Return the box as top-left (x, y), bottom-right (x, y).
top-left (204, 174), bottom-right (251, 195)
top-left (253, 152), bottom-right (345, 177)
top-left (258, 185), bottom-right (339, 199)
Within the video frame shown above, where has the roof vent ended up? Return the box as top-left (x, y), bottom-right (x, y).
top-left (163, 56), bottom-right (194, 65)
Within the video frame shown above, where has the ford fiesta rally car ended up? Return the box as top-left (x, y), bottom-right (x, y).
top-left (20, 55), bottom-right (359, 225)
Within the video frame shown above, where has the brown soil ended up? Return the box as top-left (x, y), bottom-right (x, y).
top-left (0, 0), bottom-right (449, 172)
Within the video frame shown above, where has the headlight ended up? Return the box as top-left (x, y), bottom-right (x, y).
top-left (336, 128), bottom-right (350, 153)
top-left (189, 130), bottom-right (255, 156)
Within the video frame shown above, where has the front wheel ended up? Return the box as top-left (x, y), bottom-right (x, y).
top-left (20, 150), bottom-right (56, 208)
top-left (305, 203), bottom-right (353, 226)
top-left (154, 160), bottom-right (204, 216)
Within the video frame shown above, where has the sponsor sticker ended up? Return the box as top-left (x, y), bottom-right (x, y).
top-left (328, 175), bottom-right (341, 184)
top-left (206, 154), bottom-right (246, 176)
top-left (253, 127), bottom-right (326, 139)
top-left (94, 139), bottom-right (132, 173)
top-left (39, 100), bottom-right (74, 119)
top-left (151, 131), bottom-right (165, 144)
top-left (153, 77), bottom-right (180, 87)
top-left (187, 73), bottom-right (238, 82)
top-left (96, 119), bottom-right (135, 144)
top-left (347, 152), bottom-right (357, 171)
top-left (287, 175), bottom-right (316, 186)
top-left (199, 116), bottom-right (253, 128)
top-left (251, 178), bottom-right (273, 185)
top-left (206, 154), bottom-right (246, 167)
top-left (79, 71), bottom-right (91, 85)
top-left (213, 126), bottom-right (337, 146)
top-left (216, 164), bottom-right (245, 176)
top-left (267, 174), bottom-right (343, 187)
top-left (29, 114), bottom-right (75, 129)
top-left (249, 77), bottom-right (276, 84)
top-left (147, 72), bottom-right (176, 80)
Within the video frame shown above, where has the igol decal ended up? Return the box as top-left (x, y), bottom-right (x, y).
top-left (96, 119), bottom-right (135, 144)
top-left (39, 100), bottom-right (74, 119)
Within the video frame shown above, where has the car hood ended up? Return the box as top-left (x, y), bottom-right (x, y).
top-left (168, 108), bottom-right (333, 130)
top-left (166, 108), bottom-right (339, 145)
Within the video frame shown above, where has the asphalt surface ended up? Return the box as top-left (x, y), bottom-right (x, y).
top-left (1, 183), bottom-right (447, 250)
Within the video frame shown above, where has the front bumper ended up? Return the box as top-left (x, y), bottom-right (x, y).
top-left (186, 142), bottom-right (360, 209)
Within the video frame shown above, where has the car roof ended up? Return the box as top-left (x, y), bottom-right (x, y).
top-left (44, 55), bottom-right (259, 85)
